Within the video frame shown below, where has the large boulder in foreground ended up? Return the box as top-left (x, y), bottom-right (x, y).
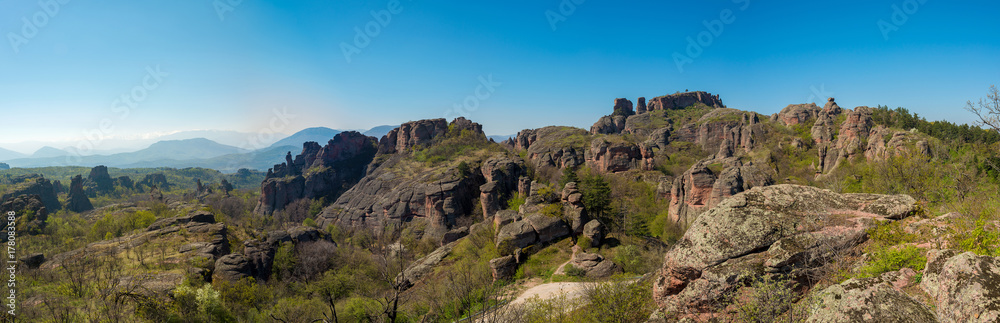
top-left (920, 249), bottom-right (1000, 323)
top-left (807, 275), bottom-right (936, 322)
top-left (653, 184), bottom-right (917, 315)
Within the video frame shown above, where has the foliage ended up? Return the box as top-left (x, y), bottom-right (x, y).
top-left (578, 172), bottom-right (611, 223)
top-left (612, 245), bottom-right (645, 274)
top-left (873, 104), bottom-right (1000, 145)
top-left (558, 165), bottom-right (579, 188)
top-left (506, 193), bottom-right (526, 211)
top-left (582, 279), bottom-right (655, 323)
top-left (174, 283), bottom-right (236, 322)
top-left (955, 216), bottom-right (1000, 256)
top-left (88, 210), bottom-right (156, 241)
top-left (855, 245), bottom-right (926, 279)
top-left (540, 203), bottom-right (563, 218)
top-left (272, 241), bottom-right (298, 280)
top-left (728, 274), bottom-right (807, 323)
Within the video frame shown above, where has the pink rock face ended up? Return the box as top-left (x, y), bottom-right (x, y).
top-left (834, 106), bottom-right (874, 158)
top-left (777, 103), bottom-right (821, 126)
top-left (586, 139), bottom-right (643, 173)
top-left (646, 91), bottom-right (725, 111)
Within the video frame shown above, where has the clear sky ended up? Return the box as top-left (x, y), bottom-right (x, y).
top-left (1, 0), bottom-right (998, 152)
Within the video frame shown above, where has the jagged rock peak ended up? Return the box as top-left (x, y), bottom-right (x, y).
top-left (646, 91), bottom-right (724, 111)
top-left (612, 98), bottom-right (635, 117)
top-left (66, 175), bottom-right (93, 213)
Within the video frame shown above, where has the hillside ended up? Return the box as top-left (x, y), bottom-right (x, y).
top-left (4, 91), bottom-right (1000, 322)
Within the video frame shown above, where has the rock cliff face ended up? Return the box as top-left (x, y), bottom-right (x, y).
top-left (667, 156), bottom-right (773, 226)
top-left (214, 226), bottom-right (329, 283)
top-left (254, 131), bottom-right (378, 215)
top-left (507, 126), bottom-right (587, 175)
top-left (645, 91), bottom-right (725, 112)
top-left (1, 175), bottom-right (60, 212)
top-left (66, 175), bottom-right (94, 212)
top-left (653, 185), bottom-right (918, 317)
top-left (776, 103), bottom-right (821, 126)
top-left (316, 118), bottom-right (516, 240)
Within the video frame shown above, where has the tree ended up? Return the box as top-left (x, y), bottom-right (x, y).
top-left (578, 173), bottom-right (612, 224)
top-left (967, 85), bottom-right (1000, 133)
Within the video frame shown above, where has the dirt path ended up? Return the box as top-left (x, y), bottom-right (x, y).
top-left (508, 281), bottom-right (590, 306)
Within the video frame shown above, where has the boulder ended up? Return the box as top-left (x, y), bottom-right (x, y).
top-left (590, 115), bottom-right (628, 135)
top-left (583, 220), bottom-right (604, 246)
top-left (493, 210), bottom-right (519, 232)
top-left (496, 220), bottom-right (537, 254)
top-left (147, 210), bottom-right (216, 231)
top-left (807, 276), bottom-right (936, 322)
top-left (653, 184), bottom-right (918, 315)
top-left (398, 242), bottom-right (455, 290)
top-left (442, 226), bottom-right (469, 245)
top-left (920, 249), bottom-right (1000, 323)
top-left (569, 252), bottom-right (621, 278)
top-left (489, 255), bottom-right (518, 281)
top-left (525, 213), bottom-right (570, 244)
top-left (213, 253), bottom-right (253, 282)
top-left (0, 194), bottom-right (48, 234)
top-left (586, 138), bottom-right (646, 172)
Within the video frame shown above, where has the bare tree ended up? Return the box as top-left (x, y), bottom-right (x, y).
top-left (966, 85), bottom-right (1000, 133)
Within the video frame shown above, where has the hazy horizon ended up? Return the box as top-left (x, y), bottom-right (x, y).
top-left (3, 1), bottom-right (998, 155)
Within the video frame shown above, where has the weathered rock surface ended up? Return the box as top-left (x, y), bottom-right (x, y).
top-left (636, 97), bottom-right (647, 114)
top-left (777, 103), bottom-right (821, 126)
top-left (585, 137), bottom-right (647, 172)
top-left (479, 156), bottom-right (525, 220)
top-left (509, 126), bottom-right (587, 175)
top-left (921, 249), bottom-right (1000, 323)
top-left (569, 252), bottom-right (621, 278)
top-left (668, 157), bottom-right (773, 226)
top-left (646, 91), bottom-right (725, 111)
top-left (583, 220), bottom-right (604, 246)
top-left (496, 220), bottom-right (537, 254)
top-left (490, 255), bottom-right (518, 281)
top-left (653, 184), bottom-right (918, 315)
top-left (86, 165), bottom-right (114, 194)
top-left (66, 175), bottom-right (94, 212)
top-left (137, 173), bottom-right (170, 191)
top-left (807, 276), bottom-right (936, 323)
top-left (255, 131), bottom-right (378, 215)
top-left (526, 213), bottom-right (570, 245)
top-left (398, 242), bottom-right (456, 290)
top-left (214, 226), bottom-right (330, 283)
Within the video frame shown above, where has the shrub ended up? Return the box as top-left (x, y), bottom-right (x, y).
top-left (541, 204), bottom-right (562, 218)
top-left (856, 245), bottom-right (926, 278)
top-left (506, 193), bottom-right (526, 211)
top-left (272, 241), bottom-right (298, 280)
top-left (577, 237), bottom-right (592, 250)
top-left (956, 217), bottom-right (1000, 256)
top-left (729, 274), bottom-right (807, 323)
top-left (613, 245), bottom-right (644, 274)
top-left (581, 279), bottom-right (654, 323)
top-left (564, 265), bottom-right (586, 278)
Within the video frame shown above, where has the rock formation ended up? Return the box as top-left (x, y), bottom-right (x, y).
top-left (636, 97), bottom-right (647, 114)
top-left (0, 175), bottom-right (60, 212)
top-left (612, 98), bottom-right (635, 116)
top-left (653, 184), bottom-right (918, 316)
top-left (86, 165), bottom-right (114, 194)
top-left (214, 226), bottom-right (330, 283)
top-left (568, 252), bottom-right (622, 278)
top-left (0, 194), bottom-right (48, 234)
top-left (646, 91), bottom-right (725, 111)
top-left (776, 103), bottom-right (821, 126)
top-left (138, 173), bottom-right (170, 191)
top-left (668, 156), bottom-right (773, 226)
top-left (254, 131), bottom-right (378, 215)
top-left (66, 175), bottom-right (94, 212)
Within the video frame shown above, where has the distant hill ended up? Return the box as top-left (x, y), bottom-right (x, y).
top-left (5, 138), bottom-right (244, 169)
top-left (31, 146), bottom-right (69, 158)
top-left (363, 125), bottom-right (398, 138)
top-left (0, 147), bottom-right (25, 161)
top-left (159, 129), bottom-right (285, 148)
top-left (131, 144), bottom-right (298, 173)
top-left (488, 134), bottom-right (515, 142)
top-left (269, 127), bottom-right (342, 149)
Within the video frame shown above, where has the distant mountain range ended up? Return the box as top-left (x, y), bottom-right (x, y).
top-left (0, 125), bottom-right (398, 172)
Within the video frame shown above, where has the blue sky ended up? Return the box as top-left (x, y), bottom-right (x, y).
top-left (1, 0), bottom-right (998, 151)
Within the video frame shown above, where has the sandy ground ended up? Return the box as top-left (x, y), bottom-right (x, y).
top-left (508, 281), bottom-right (591, 306)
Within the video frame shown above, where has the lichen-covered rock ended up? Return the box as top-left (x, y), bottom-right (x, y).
top-left (807, 277), bottom-right (936, 322)
top-left (525, 213), bottom-right (570, 245)
top-left (654, 184), bottom-right (918, 315)
top-left (921, 249), bottom-right (1000, 323)
top-left (583, 220), bottom-right (604, 246)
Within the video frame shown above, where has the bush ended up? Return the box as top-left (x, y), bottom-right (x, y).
top-left (506, 193), bottom-right (526, 211)
top-left (612, 245), bottom-right (644, 274)
top-left (856, 245), bottom-right (926, 279)
top-left (728, 274), bottom-right (807, 323)
top-left (956, 216), bottom-right (1000, 256)
top-left (577, 237), bottom-right (592, 250)
top-left (564, 265), bottom-right (586, 278)
top-left (581, 280), bottom-right (654, 323)
top-left (541, 204), bottom-right (562, 218)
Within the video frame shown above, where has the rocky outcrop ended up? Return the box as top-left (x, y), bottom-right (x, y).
top-left (653, 184), bottom-right (918, 315)
top-left (213, 226), bottom-right (329, 283)
top-left (668, 157), bottom-right (772, 226)
top-left (66, 175), bottom-right (93, 213)
top-left (509, 126), bottom-right (587, 175)
top-left (479, 156), bottom-right (525, 220)
top-left (562, 182), bottom-right (588, 234)
top-left (568, 252), bottom-right (621, 278)
top-left (1, 175), bottom-right (59, 212)
top-left (526, 213), bottom-right (570, 244)
top-left (585, 138), bottom-right (647, 172)
top-left (646, 91), bottom-right (724, 111)
top-left (920, 249), bottom-right (1000, 323)
top-left (807, 275), bottom-right (936, 322)
top-left (137, 173), bottom-right (170, 191)
top-left (255, 131), bottom-right (378, 215)
top-left (496, 220), bottom-right (537, 254)
top-left (612, 98), bottom-right (634, 116)
top-left (636, 97), bottom-right (647, 114)
top-left (378, 118), bottom-right (479, 154)
top-left (777, 103), bottom-right (821, 126)
top-left (86, 165), bottom-right (114, 194)
top-left (583, 220), bottom-right (603, 246)
top-left (590, 115), bottom-right (628, 135)
top-left (490, 255), bottom-right (518, 281)
top-left (0, 194), bottom-right (48, 234)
